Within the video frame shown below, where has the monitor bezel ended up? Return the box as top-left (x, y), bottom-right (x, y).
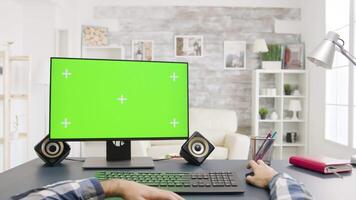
top-left (49, 57), bottom-right (189, 141)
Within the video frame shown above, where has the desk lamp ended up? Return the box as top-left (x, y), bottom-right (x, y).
top-left (308, 31), bottom-right (356, 68)
top-left (307, 31), bottom-right (356, 164)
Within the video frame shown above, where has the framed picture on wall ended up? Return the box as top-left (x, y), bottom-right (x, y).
top-left (224, 41), bottom-right (246, 70)
top-left (132, 40), bottom-right (154, 61)
top-left (283, 43), bottom-right (305, 69)
top-left (82, 25), bottom-right (109, 47)
top-left (175, 35), bottom-right (203, 57)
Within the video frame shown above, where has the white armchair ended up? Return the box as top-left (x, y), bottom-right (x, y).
top-left (132, 108), bottom-right (250, 160)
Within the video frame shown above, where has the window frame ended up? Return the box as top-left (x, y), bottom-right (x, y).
top-left (324, 0), bottom-right (356, 148)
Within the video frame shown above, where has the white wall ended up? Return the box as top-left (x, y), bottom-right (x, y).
top-left (22, 0), bottom-right (57, 159)
top-left (301, 0), bottom-right (326, 156)
top-left (53, 0), bottom-right (302, 62)
top-left (0, 0), bottom-right (24, 170)
top-left (0, 0), bottom-right (23, 53)
top-left (302, 0), bottom-right (356, 159)
top-left (0, 0), bottom-right (57, 161)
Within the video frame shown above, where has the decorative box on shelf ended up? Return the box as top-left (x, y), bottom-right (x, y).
top-left (262, 61), bottom-right (282, 70)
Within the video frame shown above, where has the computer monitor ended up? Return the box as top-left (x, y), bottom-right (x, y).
top-left (49, 57), bottom-right (189, 168)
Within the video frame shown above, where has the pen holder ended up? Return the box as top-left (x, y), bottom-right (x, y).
top-left (249, 136), bottom-right (275, 165)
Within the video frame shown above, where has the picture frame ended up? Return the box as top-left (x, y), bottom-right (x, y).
top-left (82, 25), bottom-right (109, 47)
top-left (175, 35), bottom-right (203, 57)
top-left (224, 41), bottom-right (246, 70)
top-left (131, 40), bottom-right (154, 61)
top-left (283, 43), bottom-right (305, 70)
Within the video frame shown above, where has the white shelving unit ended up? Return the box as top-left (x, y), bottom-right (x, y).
top-left (0, 44), bottom-right (31, 171)
top-left (252, 69), bottom-right (308, 160)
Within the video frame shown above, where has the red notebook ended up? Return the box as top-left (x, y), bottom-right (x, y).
top-left (289, 155), bottom-right (352, 174)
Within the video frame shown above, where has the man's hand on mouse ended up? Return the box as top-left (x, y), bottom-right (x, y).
top-left (245, 160), bottom-right (278, 188)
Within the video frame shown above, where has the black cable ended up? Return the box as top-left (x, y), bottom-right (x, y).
top-left (65, 158), bottom-right (85, 162)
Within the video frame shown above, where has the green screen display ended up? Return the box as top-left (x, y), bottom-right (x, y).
top-left (50, 58), bottom-right (188, 140)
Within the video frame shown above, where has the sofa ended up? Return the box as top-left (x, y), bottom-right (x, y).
top-left (131, 108), bottom-right (250, 160)
top-left (82, 108), bottom-right (250, 160)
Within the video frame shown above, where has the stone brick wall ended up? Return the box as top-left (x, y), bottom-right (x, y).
top-left (93, 6), bottom-right (301, 129)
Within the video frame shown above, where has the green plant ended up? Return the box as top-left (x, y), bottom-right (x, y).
top-left (262, 44), bottom-right (282, 61)
top-left (259, 107), bottom-right (269, 120)
top-left (284, 84), bottom-right (292, 95)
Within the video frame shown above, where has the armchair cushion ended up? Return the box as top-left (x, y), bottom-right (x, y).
top-left (192, 129), bottom-right (227, 146)
top-left (150, 129), bottom-right (226, 147)
top-left (190, 108), bottom-right (238, 133)
top-left (131, 141), bottom-right (151, 157)
top-left (224, 133), bottom-right (250, 160)
top-left (208, 146), bottom-right (228, 160)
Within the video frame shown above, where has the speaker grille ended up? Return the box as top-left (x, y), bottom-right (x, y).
top-left (41, 138), bottom-right (64, 158)
top-left (188, 137), bottom-right (209, 158)
top-left (34, 135), bottom-right (70, 166)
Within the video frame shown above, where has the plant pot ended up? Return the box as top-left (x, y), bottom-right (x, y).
top-left (285, 91), bottom-right (292, 95)
top-left (260, 114), bottom-right (267, 120)
top-left (262, 61), bottom-right (282, 70)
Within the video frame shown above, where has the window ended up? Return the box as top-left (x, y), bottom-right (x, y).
top-left (353, 1), bottom-right (356, 148)
top-left (325, 0), bottom-right (353, 146)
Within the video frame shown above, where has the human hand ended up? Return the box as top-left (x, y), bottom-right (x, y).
top-left (101, 179), bottom-right (184, 200)
top-left (245, 160), bottom-right (278, 188)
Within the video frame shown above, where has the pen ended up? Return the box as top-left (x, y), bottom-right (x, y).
top-left (254, 131), bottom-right (272, 161)
top-left (271, 131), bottom-right (277, 139)
top-left (255, 131), bottom-right (275, 160)
top-left (327, 166), bottom-right (343, 179)
top-left (256, 132), bottom-right (277, 160)
top-left (332, 171), bottom-right (343, 179)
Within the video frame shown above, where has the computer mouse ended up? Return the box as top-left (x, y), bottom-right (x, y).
top-left (351, 155), bottom-right (356, 165)
top-left (245, 172), bottom-right (254, 177)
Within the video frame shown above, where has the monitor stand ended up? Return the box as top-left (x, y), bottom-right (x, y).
top-left (82, 140), bottom-right (154, 169)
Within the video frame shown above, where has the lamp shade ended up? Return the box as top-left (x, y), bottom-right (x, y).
top-left (288, 100), bottom-right (302, 112)
top-left (307, 31), bottom-right (340, 69)
top-left (253, 39), bottom-right (268, 53)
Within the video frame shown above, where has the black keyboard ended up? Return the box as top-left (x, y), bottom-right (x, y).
top-left (96, 171), bottom-right (244, 194)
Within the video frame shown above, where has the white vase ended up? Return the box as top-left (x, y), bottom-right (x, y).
top-left (270, 112), bottom-right (278, 120)
top-left (262, 61), bottom-right (282, 70)
top-left (292, 90), bottom-right (301, 96)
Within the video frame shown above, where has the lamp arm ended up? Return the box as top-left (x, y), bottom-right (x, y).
top-left (334, 41), bottom-right (356, 66)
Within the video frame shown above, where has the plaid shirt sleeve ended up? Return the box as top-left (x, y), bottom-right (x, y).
top-left (269, 173), bottom-right (313, 200)
top-left (11, 177), bottom-right (105, 200)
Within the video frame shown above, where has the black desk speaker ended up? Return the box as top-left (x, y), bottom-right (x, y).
top-left (34, 135), bottom-right (70, 166)
top-left (180, 131), bottom-right (215, 165)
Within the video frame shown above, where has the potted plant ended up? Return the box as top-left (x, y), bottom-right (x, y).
top-left (284, 84), bottom-right (292, 95)
top-left (261, 44), bottom-right (282, 70)
top-left (259, 107), bottom-right (269, 120)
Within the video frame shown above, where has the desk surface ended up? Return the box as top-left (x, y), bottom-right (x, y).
top-left (0, 159), bottom-right (355, 199)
